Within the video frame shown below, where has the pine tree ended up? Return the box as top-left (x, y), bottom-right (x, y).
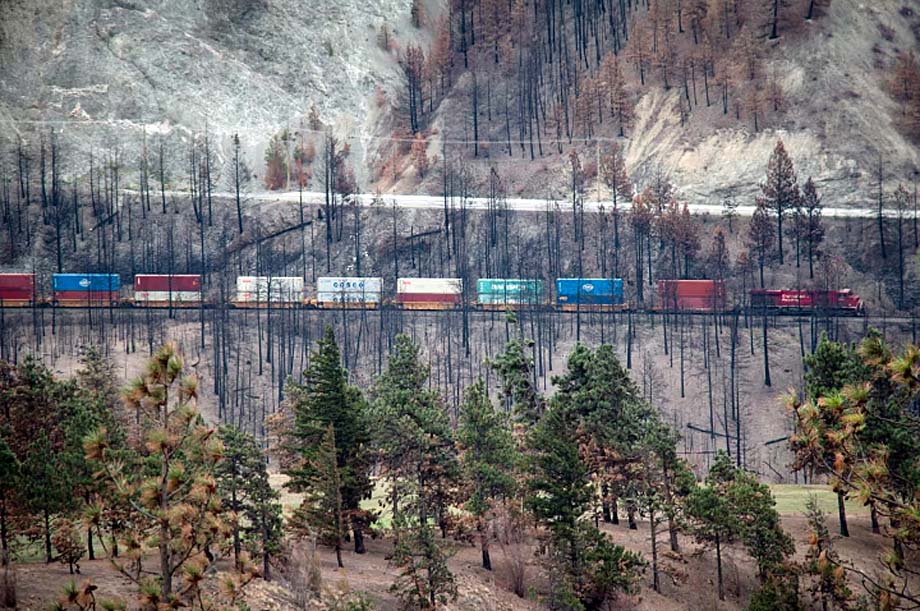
top-left (760, 139), bottom-right (799, 265)
top-left (263, 132), bottom-right (289, 191)
top-left (791, 333), bottom-right (869, 537)
top-left (794, 332), bottom-right (920, 596)
top-left (217, 426), bottom-right (283, 578)
top-left (804, 495), bottom-right (852, 610)
top-left (527, 400), bottom-right (644, 608)
top-left (372, 335), bottom-right (460, 539)
top-left (84, 343), bottom-right (242, 606)
top-left (684, 452), bottom-right (742, 601)
top-left (375, 338), bottom-right (460, 609)
top-left (705, 227), bottom-right (730, 281)
top-left (601, 53), bottom-right (633, 136)
top-left (0, 437), bottom-right (17, 558)
top-left (800, 177), bottom-right (825, 279)
top-left (731, 469), bottom-right (794, 580)
top-left (389, 516), bottom-right (457, 610)
top-left (600, 144), bottom-right (632, 276)
top-left (457, 379), bottom-right (516, 570)
top-left (748, 197), bottom-right (776, 288)
top-left (292, 424), bottom-right (347, 568)
top-left (490, 323), bottom-right (544, 426)
top-left (21, 431), bottom-right (71, 564)
top-left (285, 326), bottom-right (373, 554)
top-left (51, 518), bottom-right (85, 575)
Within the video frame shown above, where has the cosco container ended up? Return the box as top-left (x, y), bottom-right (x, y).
top-left (235, 276), bottom-right (304, 303)
top-left (316, 292), bottom-right (382, 304)
top-left (53, 273), bottom-right (120, 292)
top-left (316, 277), bottom-right (384, 294)
top-left (476, 279), bottom-right (543, 304)
top-left (0, 273), bottom-right (36, 303)
top-left (397, 278), bottom-right (462, 306)
top-left (555, 278), bottom-right (624, 305)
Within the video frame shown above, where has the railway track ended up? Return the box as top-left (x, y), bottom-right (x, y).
top-left (0, 301), bottom-right (906, 323)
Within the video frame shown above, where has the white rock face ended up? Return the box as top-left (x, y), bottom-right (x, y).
top-left (0, 0), bottom-right (917, 207)
top-left (0, 0), bottom-right (420, 184)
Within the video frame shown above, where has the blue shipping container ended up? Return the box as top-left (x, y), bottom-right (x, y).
top-left (556, 278), bottom-right (624, 305)
top-left (53, 273), bottom-right (120, 291)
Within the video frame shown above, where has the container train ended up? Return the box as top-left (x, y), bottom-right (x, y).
top-left (0, 273), bottom-right (866, 317)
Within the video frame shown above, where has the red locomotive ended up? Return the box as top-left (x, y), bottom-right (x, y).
top-left (750, 289), bottom-right (865, 317)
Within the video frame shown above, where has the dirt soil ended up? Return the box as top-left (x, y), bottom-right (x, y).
top-left (12, 511), bottom-right (914, 611)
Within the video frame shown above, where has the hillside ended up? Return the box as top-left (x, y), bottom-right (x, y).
top-left (3, 4), bottom-right (920, 611)
top-left (1, 1), bottom-right (918, 205)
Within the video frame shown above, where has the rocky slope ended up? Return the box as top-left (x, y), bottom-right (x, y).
top-left (0, 1), bottom-right (917, 204)
top-left (0, 0), bottom-right (422, 184)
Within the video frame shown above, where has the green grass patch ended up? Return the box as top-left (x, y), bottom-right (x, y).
top-left (769, 484), bottom-right (869, 516)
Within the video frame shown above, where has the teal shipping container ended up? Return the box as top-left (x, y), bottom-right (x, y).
top-left (477, 279), bottom-right (543, 304)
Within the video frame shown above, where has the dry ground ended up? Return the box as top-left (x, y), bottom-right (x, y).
top-left (12, 488), bottom-right (915, 611)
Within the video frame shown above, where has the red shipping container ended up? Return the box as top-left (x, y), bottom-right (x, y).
top-left (658, 280), bottom-right (726, 311)
top-left (134, 274), bottom-right (201, 291)
top-left (0, 273), bottom-right (35, 302)
top-left (54, 290), bottom-right (120, 303)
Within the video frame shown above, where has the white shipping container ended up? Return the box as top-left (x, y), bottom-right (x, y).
top-left (316, 292), bottom-right (381, 304)
top-left (316, 277), bottom-right (383, 294)
top-left (236, 276), bottom-right (304, 302)
top-left (397, 278), bottom-right (462, 294)
top-left (135, 291), bottom-right (202, 302)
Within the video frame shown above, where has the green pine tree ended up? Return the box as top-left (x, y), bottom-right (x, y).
top-left (0, 437), bottom-right (18, 558)
top-left (489, 321), bottom-right (544, 426)
top-left (457, 378), bottom-right (516, 570)
top-left (685, 452), bottom-right (741, 601)
top-left (389, 516), bottom-right (457, 610)
top-left (292, 424), bottom-right (347, 568)
top-left (372, 334), bottom-right (461, 536)
top-left (527, 398), bottom-right (644, 609)
top-left (285, 326), bottom-right (374, 554)
top-left (217, 425), bottom-right (283, 579)
top-left (686, 451), bottom-right (794, 599)
top-left (373, 335), bottom-right (461, 609)
top-left (21, 430), bottom-right (71, 564)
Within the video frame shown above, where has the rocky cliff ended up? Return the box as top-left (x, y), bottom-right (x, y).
top-left (1, 0), bottom-right (918, 205)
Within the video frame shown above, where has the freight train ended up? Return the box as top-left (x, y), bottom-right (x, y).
top-left (0, 273), bottom-right (866, 316)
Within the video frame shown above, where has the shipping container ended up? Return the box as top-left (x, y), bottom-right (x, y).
top-left (134, 274), bottom-right (202, 292)
top-left (135, 291), bottom-right (203, 303)
top-left (0, 273), bottom-right (35, 304)
top-left (53, 273), bottom-right (120, 292)
top-left (53, 274), bottom-right (120, 305)
top-left (396, 278), bottom-right (462, 308)
top-left (133, 274), bottom-right (202, 305)
top-left (477, 279), bottom-right (543, 304)
top-left (397, 278), bottom-right (462, 294)
top-left (53, 290), bottom-right (122, 305)
top-left (316, 277), bottom-right (384, 294)
top-left (555, 278), bottom-right (624, 305)
top-left (315, 292), bottom-right (382, 305)
top-left (235, 276), bottom-right (304, 304)
top-left (657, 280), bottom-right (726, 311)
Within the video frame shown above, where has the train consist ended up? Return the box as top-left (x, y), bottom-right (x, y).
top-left (0, 273), bottom-right (866, 316)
